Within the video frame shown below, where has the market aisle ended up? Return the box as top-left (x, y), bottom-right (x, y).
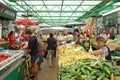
top-left (38, 56), bottom-right (59, 80)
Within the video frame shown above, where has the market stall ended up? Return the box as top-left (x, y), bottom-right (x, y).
top-left (58, 40), bottom-right (120, 80)
top-left (0, 2), bottom-right (17, 49)
top-left (0, 50), bottom-right (24, 80)
top-left (0, 2), bottom-right (26, 80)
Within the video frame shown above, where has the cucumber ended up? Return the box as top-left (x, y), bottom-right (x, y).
top-left (76, 68), bottom-right (81, 73)
top-left (103, 77), bottom-right (109, 80)
top-left (86, 70), bottom-right (90, 76)
top-left (91, 76), bottom-right (97, 80)
top-left (71, 76), bottom-right (78, 80)
top-left (86, 66), bottom-right (93, 72)
top-left (114, 71), bottom-right (120, 76)
top-left (90, 70), bottom-right (98, 76)
top-left (63, 74), bottom-right (72, 78)
top-left (103, 67), bottom-right (110, 75)
top-left (97, 61), bottom-right (103, 67)
top-left (90, 65), bottom-right (99, 69)
top-left (104, 62), bottom-right (112, 68)
top-left (99, 73), bottom-right (105, 80)
top-left (96, 71), bottom-right (101, 77)
top-left (81, 67), bottom-right (86, 75)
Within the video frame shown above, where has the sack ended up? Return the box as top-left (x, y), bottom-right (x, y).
top-left (39, 51), bottom-right (44, 56)
top-left (44, 51), bottom-right (48, 59)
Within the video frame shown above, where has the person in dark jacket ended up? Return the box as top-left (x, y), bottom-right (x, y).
top-left (46, 33), bottom-right (57, 67)
top-left (108, 30), bottom-right (115, 40)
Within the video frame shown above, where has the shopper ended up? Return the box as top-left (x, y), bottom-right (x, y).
top-left (108, 30), bottom-right (115, 40)
top-left (100, 30), bottom-right (107, 41)
top-left (46, 33), bottom-right (57, 67)
top-left (90, 36), bottom-right (112, 62)
top-left (74, 29), bottom-right (80, 44)
top-left (26, 30), bottom-right (39, 80)
top-left (15, 28), bottom-right (21, 44)
top-left (20, 32), bottom-right (26, 42)
top-left (37, 35), bottom-right (44, 70)
top-left (67, 32), bottom-right (73, 43)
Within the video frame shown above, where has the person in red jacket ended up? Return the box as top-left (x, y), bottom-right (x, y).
top-left (9, 31), bottom-right (15, 49)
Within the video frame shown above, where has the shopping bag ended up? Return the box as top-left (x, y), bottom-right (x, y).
top-left (44, 51), bottom-right (48, 59)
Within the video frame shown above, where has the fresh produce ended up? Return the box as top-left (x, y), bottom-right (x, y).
top-left (106, 38), bottom-right (120, 45)
top-left (59, 45), bottom-right (97, 67)
top-left (0, 54), bottom-right (11, 62)
top-left (60, 59), bottom-right (120, 80)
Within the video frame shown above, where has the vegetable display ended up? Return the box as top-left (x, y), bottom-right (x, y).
top-left (60, 59), bottom-right (120, 80)
top-left (0, 54), bottom-right (11, 62)
top-left (58, 45), bottom-right (97, 67)
top-left (106, 38), bottom-right (120, 45)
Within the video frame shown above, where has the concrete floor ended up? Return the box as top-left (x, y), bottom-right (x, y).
top-left (38, 57), bottom-right (59, 80)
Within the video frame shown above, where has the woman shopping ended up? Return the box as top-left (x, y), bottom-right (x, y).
top-left (90, 36), bottom-right (112, 62)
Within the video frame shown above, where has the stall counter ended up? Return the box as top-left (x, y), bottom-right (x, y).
top-left (0, 50), bottom-right (24, 80)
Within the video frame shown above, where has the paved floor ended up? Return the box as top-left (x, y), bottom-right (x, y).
top-left (38, 57), bottom-right (59, 80)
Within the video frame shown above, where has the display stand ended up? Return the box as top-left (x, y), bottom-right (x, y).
top-left (0, 50), bottom-right (24, 80)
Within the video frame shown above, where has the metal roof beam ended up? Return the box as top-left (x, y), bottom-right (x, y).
top-left (59, 0), bottom-right (64, 25)
top-left (76, 0), bottom-right (112, 21)
top-left (9, 4), bottom-right (96, 6)
top-left (64, 1), bottom-right (84, 24)
top-left (100, 5), bottom-right (120, 15)
top-left (2, 0), bottom-right (22, 12)
top-left (17, 19), bottom-right (75, 20)
top-left (22, 1), bottom-right (44, 23)
top-left (17, 15), bottom-right (80, 17)
top-left (41, 0), bottom-right (55, 26)
top-left (17, 10), bottom-right (87, 12)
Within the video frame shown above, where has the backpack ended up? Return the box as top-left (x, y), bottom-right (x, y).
top-left (37, 38), bottom-right (44, 52)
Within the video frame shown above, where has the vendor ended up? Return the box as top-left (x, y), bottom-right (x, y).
top-left (90, 36), bottom-right (112, 62)
top-left (9, 31), bottom-right (15, 49)
top-left (9, 31), bottom-right (20, 50)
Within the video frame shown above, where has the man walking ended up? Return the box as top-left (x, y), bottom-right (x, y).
top-left (26, 30), bottom-right (39, 80)
top-left (46, 33), bottom-right (57, 67)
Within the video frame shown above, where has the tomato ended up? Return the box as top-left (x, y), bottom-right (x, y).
top-left (0, 54), bottom-right (11, 62)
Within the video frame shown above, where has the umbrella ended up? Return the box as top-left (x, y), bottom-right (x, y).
top-left (12, 19), bottom-right (38, 26)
